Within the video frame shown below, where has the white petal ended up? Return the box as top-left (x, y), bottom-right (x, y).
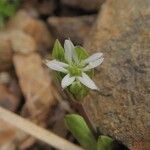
top-left (46, 60), bottom-right (68, 73)
top-left (51, 59), bottom-right (69, 67)
top-left (61, 74), bottom-right (75, 88)
top-left (83, 52), bottom-right (103, 64)
top-left (83, 57), bottom-right (104, 71)
top-left (64, 39), bottom-right (75, 62)
top-left (77, 72), bottom-right (99, 90)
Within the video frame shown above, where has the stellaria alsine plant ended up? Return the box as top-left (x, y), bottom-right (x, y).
top-left (45, 39), bottom-right (104, 99)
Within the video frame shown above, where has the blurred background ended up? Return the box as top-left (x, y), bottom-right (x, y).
top-left (0, 0), bottom-right (104, 150)
top-left (0, 0), bottom-right (149, 150)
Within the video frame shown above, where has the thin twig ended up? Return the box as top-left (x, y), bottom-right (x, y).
top-left (0, 106), bottom-right (83, 150)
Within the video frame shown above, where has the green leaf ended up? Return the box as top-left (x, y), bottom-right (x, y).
top-left (0, 15), bottom-right (4, 28)
top-left (97, 135), bottom-right (113, 150)
top-left (75, 46), bottom-right (89, 61)
top-left (0, 0), bottom-right (20, 28)
top-left (2, 4), bottom-right (16, 16)
top-left (0, 0), bottom-right (19, 16)
top-left (69, 81), bottom-right (88, 100)
top-left (64, 114), bottom-right (97, 150)
top-left (52, 39), bottom-right (65, 61)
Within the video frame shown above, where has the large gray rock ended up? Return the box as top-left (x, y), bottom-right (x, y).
top-left (83, 0), bottom-right (150, 149)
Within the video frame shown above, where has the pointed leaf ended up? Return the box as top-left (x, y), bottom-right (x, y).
top-left (52, 39), bottom-right (65, 61)
top-left (64, 114), bottom-right (97, 150)
top-left (97, 135), bottom-right (113, 150)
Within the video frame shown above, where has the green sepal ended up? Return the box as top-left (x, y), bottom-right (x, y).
top-left (69, 81), bottom-right (88, 100)
top-left (52, 39), bottom-right (65, 61)
top-left (75, 46), bottom-right (89, 61)
top-left (85, 69), bottom-right (94, 78)
top-left (64, 114), bottom-right (97, 150)
top-left (97, 135), bottom-right (113, 150)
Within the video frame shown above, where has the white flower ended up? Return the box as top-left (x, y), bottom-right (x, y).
top-left (46, 39), bottom-right (104, 90)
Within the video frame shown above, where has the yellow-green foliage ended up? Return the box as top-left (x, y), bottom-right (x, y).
top-left (0, 0), bottom-right (20, 28)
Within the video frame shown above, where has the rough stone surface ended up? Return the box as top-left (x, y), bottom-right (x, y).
top-left (13, 53), bottom-right (56, 121)
top-left (48, 15), bottom-right (96, 44)
top-left (11, 30), bottom-right (36, 54)
top-left (61, 0), bottom-right (105, 11)
top-left (13, 52), bottom-right (57, 149)
top-left (0, 33), bottom-right (13, 71)
top-left (8, 10), bottom-right (54, 51)
top-left (22, 0), bottom-right (56, 15)
top-left (83, 0), bottom-right (150, 149)
top-left (0, 84), bottom-right (19, 112)
top-left (0, 119), bottom-right (16, 148)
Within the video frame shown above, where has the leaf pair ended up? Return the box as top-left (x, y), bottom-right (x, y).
top-left (65, 114), bottom-right (113, 150)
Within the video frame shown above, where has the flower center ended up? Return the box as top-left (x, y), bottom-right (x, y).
top-left (68, 65), bottom-right (82, 76)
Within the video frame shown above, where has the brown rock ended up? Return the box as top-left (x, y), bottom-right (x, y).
top-left (22, 0), bottom-right (56, 16)
top-left (22, 19), bottom-right (54, 52)
top-left (0, 33), bottom-right (13, 71)
top-left (8, 10), bottom-right (54, 51)
top-left (13, 52), bottom-right (57, 149)
top-left (11, 30), bottom-right (36, 54)
top-left (0, 119), bottom-right (16, 150)
top-left (13, 53), bottom-right (56, 122)
top-left (61, 0), bottom-right (105, 11)
top-left (0, 84), bottom-right (19, 112)
top-left (48, 15), bottom-right (96, 44)
top-left (0, 72), bottom-right (10, 84)
top-left (83, 0), bottom-right (150, 149)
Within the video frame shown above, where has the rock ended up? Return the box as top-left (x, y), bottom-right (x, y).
top-left (11, 30), bottom-right (36, 54)
top-left (13, 53), bottom-right (56, 121)
top-left (48, 15), bottom-right (96, 44)
top-left (0, 72), bottom-right (11, 84)
top-left (61, 0), bottom-right (105, 11)
top-left (0, 84), bottom-right (20, 112)
top-left (0, 119), bottom-right (16, 150)
top-left (0, 33), bottom-right (13, 71)
top-left (13, 52), bottom-right (57, 149)
top-left (22, 0), bottom-right (56, 16)
top-left (22, 19), bottom-right (54, 52)
top-left (83, 0), bottom-right (150, 149)
top-left (8, 10), bottom-right (54, 52)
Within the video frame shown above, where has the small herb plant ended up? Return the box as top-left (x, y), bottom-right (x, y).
top-left (46, 39), bottom-right (104, 99)
top-left (0, 0), bottom-right (20, 28)
top-left (46, 39), bottom-right (113, 150)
